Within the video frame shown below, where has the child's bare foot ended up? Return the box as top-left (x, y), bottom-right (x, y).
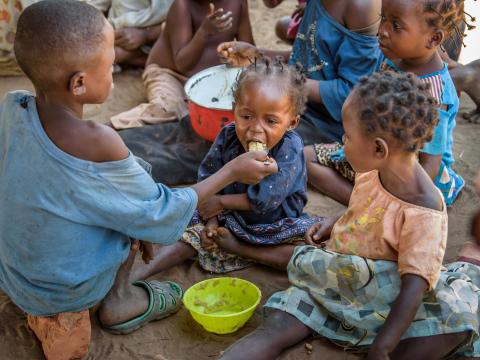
top-left (450, 60), bottom-right (480, 123)
top-left (212, 227), bottom-right (244, 255)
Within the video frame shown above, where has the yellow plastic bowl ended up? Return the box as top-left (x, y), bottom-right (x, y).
top-left (183, 277), bottom-right (262, 334)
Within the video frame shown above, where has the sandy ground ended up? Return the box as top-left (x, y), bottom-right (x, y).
top-left (0, 0), bottom-right (480, 359)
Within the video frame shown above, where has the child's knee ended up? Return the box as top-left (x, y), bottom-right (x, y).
top-left (303, 145), bottom-right (317, 164)
top-left (27, 310), bottom-right (91, 360)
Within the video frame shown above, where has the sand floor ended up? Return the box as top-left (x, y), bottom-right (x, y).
top-left (0, 0), bottom-right (480, 359)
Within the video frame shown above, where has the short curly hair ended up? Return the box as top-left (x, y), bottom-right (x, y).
top-left (351, 71), bottom-right (439, 153)
top-left (423, 0), bottom-right (476, 46)
top-left (14, 0), bottom-right (106, 87)
top-left (232, 57), bottom-right (308, 116)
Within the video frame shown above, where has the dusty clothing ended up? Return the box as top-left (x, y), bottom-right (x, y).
top-left (182, 223), bottom-right (253, 273)
top-left (290, 0), bottom-right (382, 143)
top-left (0, 91), bottom-right (197, 316)
top-left (111, 64), bottom-right (189, 129)
top-left (325, 170), bottom-right (447, 290)
top-left (182, 212), bottom-right (324, 273)
top-left (314, 142), bottom-right (355, 182)
top-left (27, 310), bottom-right (91, 360)
top-left (84, 0), bottom-right (173, 29)
top-left (0, 0), bottom-right (33, 75)
top-left (266, 247), bottom-right (480, 356)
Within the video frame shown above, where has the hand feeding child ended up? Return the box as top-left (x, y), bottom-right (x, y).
top-left (217, 0), bottom-right (383, 147)
top-left (131, 58), bottom-right (324, 280)
top-left (220, 71), bottom-right (480, 360)
top-left (307, 0), bottom-right (470, 206)
top-left (0, 1), bottom-right (275, 358)
top-left (110, 0), bottom-right (254, 129)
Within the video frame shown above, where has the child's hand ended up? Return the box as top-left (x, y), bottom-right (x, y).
top-left (217, 41), bottom-right (261, 67)
top-left (305, 217), bottom-right (336, 245)
top-left (198, 195), bottom-right (224, 220)
top-left (227, 151), bottom-right (278, 184)
top-left (200, 217), bottom-right (220, 252)
top-left (115, 28), bottom-right (148, 50)
top-left (200, 3), bottom-right (233, 36)
top-left (130, 239), bottom-right (155, 264)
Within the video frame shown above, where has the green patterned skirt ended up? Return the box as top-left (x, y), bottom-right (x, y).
top-left (265, 246), bottom-right (480, 356)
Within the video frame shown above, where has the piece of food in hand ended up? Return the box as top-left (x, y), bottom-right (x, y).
top-left (248, 141), bottom-right (268, 152)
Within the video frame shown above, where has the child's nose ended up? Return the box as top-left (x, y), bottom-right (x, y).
top-left (250, 120), bottom-right (264, 133)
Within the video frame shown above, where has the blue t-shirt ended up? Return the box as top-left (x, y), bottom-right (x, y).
top-left (289, 0), bottom-right (383, 141)
top-left (0, 91), bottom-right (197, 316)
top-left (197, 124), bottom-right (307, 225)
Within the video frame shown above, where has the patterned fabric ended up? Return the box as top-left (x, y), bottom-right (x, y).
top-left (313, 142), bottom-right (355, 183)
top-left (183, 212), bottom-right (325, 273)
top-left (265, 246), bottom-right (480, 356)
top-left (181, 223), bottom-right (252, 273)
top-left (189, 211), bottom-right (324, 246)
top-left (0, 0), bottom-right (23, 53)
top-left (381, 61), bottom-right (444, 104)
top-left (326, 170), bottom-right (447, 290)
top-left (198, 123), bottom-right (309, 225)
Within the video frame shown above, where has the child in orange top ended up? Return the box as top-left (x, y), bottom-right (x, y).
top-left (218, 72), bottom-right (480, 359)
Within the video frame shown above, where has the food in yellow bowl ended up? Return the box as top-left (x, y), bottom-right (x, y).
top-left (183, 277), bottom-right (261, 334)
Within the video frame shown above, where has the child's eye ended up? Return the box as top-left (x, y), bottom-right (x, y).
top-left (393, 21), bottom-right (401, 30)
top-left (242, 114), bottom-right (253, 120)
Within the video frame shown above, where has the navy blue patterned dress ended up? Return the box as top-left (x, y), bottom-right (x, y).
top-left (192, 123), bottom-right (321, 245)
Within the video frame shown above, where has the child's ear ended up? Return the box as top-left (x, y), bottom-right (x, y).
top-left (374, 137), bottom-right (388, 160)
top-left (427, 29), bottom-right (444, 49)
top-left (288, 115), bottom-right (300, 131)
top-left (69, 72), bottom-right (87, 96)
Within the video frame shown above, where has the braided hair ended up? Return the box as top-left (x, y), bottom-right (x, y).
top-left (352, 71), bottom-right (439, 153)
top-left (422, 0), bottom-right (476, 48)
top-left (232, 57), bottom-right (308, 116)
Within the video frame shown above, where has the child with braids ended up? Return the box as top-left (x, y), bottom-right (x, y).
top-left (132, 59), bottom-right (324, 278)
top-left (306, 0), bottom-right (473, 206)
top-left (219, 71), bottom-right (480, 360)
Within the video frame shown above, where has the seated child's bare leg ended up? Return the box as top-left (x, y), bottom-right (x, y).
top-left (220, 309), bottom-right (311, 360)
top-left (389, 332), bottom-right (470, 360)
top-left (275, 16), bottom-right (293, 44)
top-left (450, 60), bottom-right (480, 123)
top-left (304, 146), bottom-right (352, 205)
top-left (130, 241), bottom-right (196, 281)
top-left (98, 249), bottom-right (150, 327)
top-left (212, 227), bottom-right (295, 271)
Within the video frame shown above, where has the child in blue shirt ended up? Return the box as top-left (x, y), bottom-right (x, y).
top-left (217, 0), bottom-right (383, 145)
top-left (132, 59), bottom-right (323, 278)
top-left (0, 2), bottom-right (276, 358)
top-left (306, 0), bottom-right (466, 206)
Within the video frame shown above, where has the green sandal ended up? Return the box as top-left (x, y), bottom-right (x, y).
top-left (103, 280), bottom-right (183, 335)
